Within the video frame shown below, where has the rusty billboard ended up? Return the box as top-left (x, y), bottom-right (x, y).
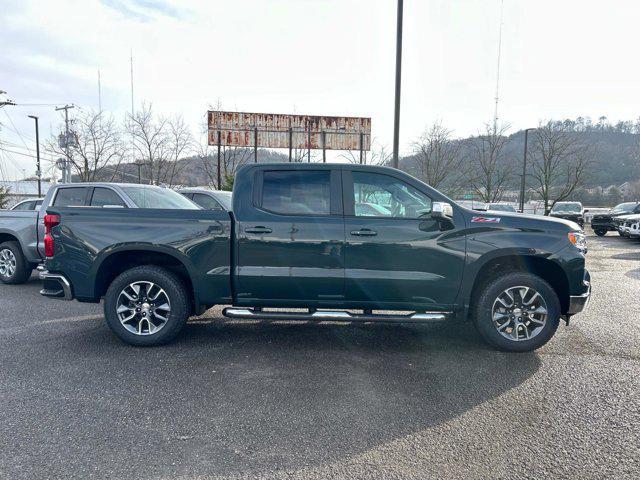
top-left (207, 111), bottom-right (371, 152)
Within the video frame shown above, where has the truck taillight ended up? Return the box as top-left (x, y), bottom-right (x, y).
top-left (44, 214), bottom-right (60, 233)
top-left (44, 214), bottom-right (60, 258)
top-left (44, 235), bottom-right (55, 257)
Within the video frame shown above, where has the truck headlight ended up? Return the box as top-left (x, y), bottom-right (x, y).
top-left (568, 231), bottom-right (587, 252)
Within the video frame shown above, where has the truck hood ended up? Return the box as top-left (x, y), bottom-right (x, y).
top-left (468, 211), bottom-right (580, 231)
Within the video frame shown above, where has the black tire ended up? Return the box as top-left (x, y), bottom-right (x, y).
top-left (104, 266), bottom-right (190, 346)
top-left (473, 272), bottom-right (561, 352)
top-left (593, 229), bottom-right (606, 236)
top-left (0, 241), bottom-right (32, 285)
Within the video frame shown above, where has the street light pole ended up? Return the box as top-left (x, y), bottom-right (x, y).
top-left (27, 115), bottom-right (42, 197)
top-left (519, 128), bottom-right (535, 212)
top-left (392, 0), bottom-right (403, 169)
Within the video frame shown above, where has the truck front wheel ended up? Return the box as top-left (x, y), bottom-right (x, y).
top-left (104, 266), bottom-right (190, 346)
top-left (0, 241), bottom-right (32, 285)
top-left (473, 272), bottom-right (561, 352)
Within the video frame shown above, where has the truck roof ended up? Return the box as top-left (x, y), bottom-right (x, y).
top-left (241, 162), bottom-right (400, 171)
top-left (51, 182), bottom-right (165, 188)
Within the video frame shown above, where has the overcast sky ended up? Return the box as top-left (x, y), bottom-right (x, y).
top-left (1, 0), bottom-right (638, 180)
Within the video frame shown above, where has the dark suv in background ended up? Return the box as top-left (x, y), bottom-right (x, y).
top-left (591, 202), bottom-right (640, 236)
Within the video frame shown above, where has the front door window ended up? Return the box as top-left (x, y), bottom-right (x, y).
top-left (352, 172), bottom-right (432, 219)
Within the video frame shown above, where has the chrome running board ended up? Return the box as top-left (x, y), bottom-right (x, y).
top-left (222, 307), bottom-right (447, 323)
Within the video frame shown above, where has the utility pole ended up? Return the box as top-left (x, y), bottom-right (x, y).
top-left (27, 115), bottom-right (42, 196)
top-left (493, 0), bottom-right (505, 134)
top-left (519, 128), bottom-right (535, 212)
top-left (392, 0), bottom-right (403, 169)
top-left (55, 104), bottom-right (74, 183)
top-left (98, 69), bottom-right (102, 112)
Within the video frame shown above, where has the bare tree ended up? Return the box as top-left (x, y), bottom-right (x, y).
top-left (340, 140), bottom-right (391, 166)
top-left (49, 109), bottom-right (124, 182)
top-left (0, 185), bottom-right (10, 209)
top-left (159, 115), bottom-right (194, 187)
top-left (196, 141), bottom-right (252, 190)
top-left (529, 121), bottom-right (591, 213)
top-left (412, 121), bottom-right (464, 191)
top-left (625, 180), bottom-right (640, 201)
top-left (465, 123), bottom-right (513, 202)
top-left (126, 102), bottom-right (169, 185)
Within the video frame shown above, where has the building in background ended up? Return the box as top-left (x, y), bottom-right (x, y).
top-left (0, 180), bottom-right (51, 208)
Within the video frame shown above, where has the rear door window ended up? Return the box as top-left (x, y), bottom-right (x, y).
top-left (261, 170), bottom-right (331, 215)
top-left (90, 188), bottom-right (127, 207)
top-left (53, 187), bottom-right (89, 207)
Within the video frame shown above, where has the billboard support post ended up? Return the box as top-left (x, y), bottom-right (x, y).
top-left (322, 131), bottom-right (326, 163)
top-left (254, 127), bottom-right (258, 163)
top-left (216, 129), bottom-right (221, 190)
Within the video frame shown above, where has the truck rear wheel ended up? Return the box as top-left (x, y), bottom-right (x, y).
top-left (0, 241), bottom-right (32, 285)
top-left (104, 266), bottom-right (190, 346)
top-left (473, 272), bottom-right (560, 352)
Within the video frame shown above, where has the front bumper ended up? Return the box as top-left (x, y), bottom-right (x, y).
top-left (39, 270), bottom-right (73, 300)
top-left (567, 270), bottom-right (591, 315)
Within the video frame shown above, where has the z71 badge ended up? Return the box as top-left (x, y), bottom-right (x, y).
top-left (471, 216), bottom-right (501, 223)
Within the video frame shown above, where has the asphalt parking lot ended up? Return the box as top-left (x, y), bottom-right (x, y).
top-left (1, 232), bottom-right (638, 479)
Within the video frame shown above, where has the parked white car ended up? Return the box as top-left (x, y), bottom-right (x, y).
top-left (623, 214), bottom-right (640, 239)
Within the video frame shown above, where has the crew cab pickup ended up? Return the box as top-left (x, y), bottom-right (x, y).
top-left (0, 182), bottom-right (196, 284)
top-left (40, 164), bottom-right (591, 352)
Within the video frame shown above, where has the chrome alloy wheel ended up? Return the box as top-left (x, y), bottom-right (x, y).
top-left (0, 248), bottom-right (16, 278)
top-left (116, 281), bottom-right (171, 335)
top-left (492, 286), bottom-right (548, 341)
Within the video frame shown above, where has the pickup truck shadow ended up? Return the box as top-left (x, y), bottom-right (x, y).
top-left (35, 319), bottom-right (540, 477)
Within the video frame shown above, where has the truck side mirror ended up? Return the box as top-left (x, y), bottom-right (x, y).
top-left (431, 202), bottom-right (453, 219)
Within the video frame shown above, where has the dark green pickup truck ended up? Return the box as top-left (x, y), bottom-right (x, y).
top-left (40, 164), bottom-right (590, 352)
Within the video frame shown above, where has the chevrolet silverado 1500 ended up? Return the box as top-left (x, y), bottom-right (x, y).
top-left (40, 164), bottom-right (591, 352)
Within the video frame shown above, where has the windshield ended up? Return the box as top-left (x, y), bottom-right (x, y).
top-left (122, 186), bottom-right (200, 209)
top-left (611, 202), bottom-right (636, 213)
top-left (551, 202), bottom-right (581, 213)
top-left (215, 191), bottom-right (232, 210)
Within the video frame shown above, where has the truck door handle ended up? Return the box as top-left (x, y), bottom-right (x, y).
top-left (245, 226), bottom-right (272, 234)
top-left (350, 229), bottom-right (377, 237)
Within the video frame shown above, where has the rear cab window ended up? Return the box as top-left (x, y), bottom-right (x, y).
top-left (53, 187), bottom-right (89, 207)
top-left (260, 170), bottom-right (331, 215)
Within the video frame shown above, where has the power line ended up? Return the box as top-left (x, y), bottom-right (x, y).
top-left (3, 109), bottom-right (34, 154)
top-left (0, 147), bottom-right (27, 171)
top-left (0, 146), bottom-right (57, 161)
